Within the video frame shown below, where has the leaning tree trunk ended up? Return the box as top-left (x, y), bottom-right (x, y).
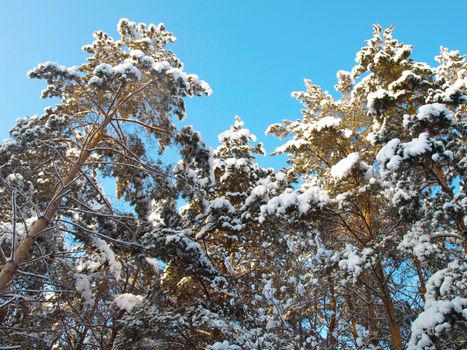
top-left (0, 115), bottom-right (113, 292)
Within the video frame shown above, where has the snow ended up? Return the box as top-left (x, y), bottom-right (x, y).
top-left (399, 227), bottom-right (434, 261)
top-left (355, 325), bottom-right (370, 347)
top-left (146, 228), bottom-right (222, 282)
top-left (113, 62), bottom-right (142, 80)
top-left (5, 173), bottom-right (24, 184)
top-left (6, 20), bottom-right (467, 350)
top-left (418, 103), bottom-right (452, 121)
top-left (367, 89), bottom-right (393, 114)
top-left (148, 200), bottom-right (165, 226)
top-left (75, 274), bottom-right (94, 308)
top-left (28, 61), bottom-right (81, 81)
top-left (330, 152), bottom-right (360, 179)
top-left (111, 293), bottom-right (143, 312)
top-left (441, 86), bottom-right (463, 103)
top-left (140, 55), bottom-right (155, 67)
top-left (377, 133), bottom-right (432, 175)
top-left (262, 279), bottom-right (277, 302)
top-left (394, 46), bottom-right (412, 62)
top-left (93, 63), bottom-right (113, 76)
top-left (208, 197), bottom-right (235, 213)
top-left (407, 259), bottom-right (467, 349)
top-left (88, 200), bottom-right (103, 211)
top-left (218, 116), bottom-right (257, 143)
top-left (93, 237), bottom-right (122, 280)
top-left (152, 61), bottom-right (171, 73)
top-left (425, 259), bottom-right (465, 303)
top-left (336, 244), bottom-right (372, 283)
top-left (129, 49), bottom-right (145, 59)
top-left (89, 62), bottom-right (141, 86)
top-left (376, 138), bottom-right (401, 169)
top-left (117, 18), bottom-right (144, 41)
top-left (341, 129), bottom-right (353, 138)
top-left (388, 70), bottom-right (421, 92)
top-left (164, 67), bottom-right (212, 95)
top-left (402, 132), bottom-right (432, 158)
top-left (308, 116), bottom-right (341, 132)
top-left (0, 216), bottom-right (37, 245)
top-left (224, 256), bottom-right (235, 274)
top-left (166, 67), bottom-right (187, 82)
top-left (335, 70), bottom-right (353, 92)
top-left (259, 186), bottom-right (329, 221)
top-left (216, 157), bottom-right (252, 182)
top-left (242, 172), bottom-right (288, 209)
top-left (8, 115), bottom-right (46, 141)
top-left (403, 103), bottom-right (454, 128)
top-left (145, 257), bottom-right (160, 274)
top-left (200, 80), bottom-right (213, 95)
top-left (273, 139), bottom-right (308, 154)
top-left (208, 341), bottom-right (241, 350)
top-left (408, 297), bottom-right (467, 349)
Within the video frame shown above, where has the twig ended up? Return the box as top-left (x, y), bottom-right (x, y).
top-left (10, 190), bottom-right (17, 261)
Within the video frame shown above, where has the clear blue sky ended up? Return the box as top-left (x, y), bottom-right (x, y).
top-left (1, 0), bottom-right (466, 169)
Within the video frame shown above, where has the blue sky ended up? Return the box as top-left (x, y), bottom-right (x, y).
top-left (1, 0), bottom-right (466, 169)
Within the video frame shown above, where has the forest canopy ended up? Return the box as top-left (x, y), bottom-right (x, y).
top-left (0, 19), bottom-right (466, 350)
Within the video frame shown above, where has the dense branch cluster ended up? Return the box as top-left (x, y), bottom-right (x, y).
top-left (0, 21), bottom-right (465, 349)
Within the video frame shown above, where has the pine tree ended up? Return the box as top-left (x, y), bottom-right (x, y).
top-left (267, 24), bottom-right (466, 349)
top-left (115, 117), bottom-right (300, 349)
top-left (0, 18), bottom-right (210, 349)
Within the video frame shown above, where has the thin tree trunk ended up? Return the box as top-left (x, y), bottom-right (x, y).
top-left (412, 257), bottom-right (426, 301)
top-left (364, 271), bottom-right (378, 345)
top-left (345, 293), bottom-right (358, 348)
top-left (373, 262), bottom-right (403, 350)
top-left (360, 199), bottom-right (402, 347)
top-left (328, 278), bottom-right (337, 348)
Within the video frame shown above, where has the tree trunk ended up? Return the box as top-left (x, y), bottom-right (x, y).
top-left (0, 116), bottom-right (112, 291)
top-left (412, 257), bottom-right (426, 301)
top-left (373, 262), bottom-right (403, 350)
top-left (345, 293), bottom-right (359, 348)
top-left (364, 271), bottom-right (378, 345)
top-left (328, 278), bottom-right (337, 348)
